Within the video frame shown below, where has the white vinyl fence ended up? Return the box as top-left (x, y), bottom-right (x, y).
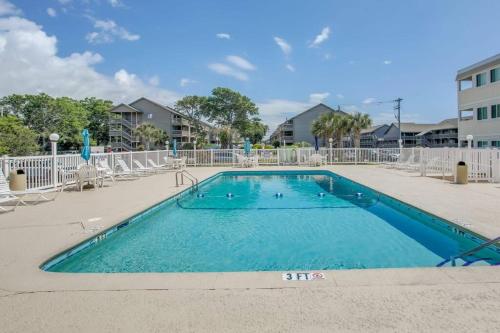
top-left (1, 147), bottom-right (499, 190)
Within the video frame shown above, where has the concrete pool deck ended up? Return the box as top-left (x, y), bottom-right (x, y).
top-left (0, 165), bottom-right (499, 332)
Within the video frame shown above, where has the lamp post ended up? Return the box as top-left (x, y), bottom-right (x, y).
top-left (49, 133), bottom-right (60, 188)
top-left (466, 134), bottom-right (473, 149)
top-left (193, 139), bottom-right (197, 167)
top-left (329, 138), bottom-right (333, 165)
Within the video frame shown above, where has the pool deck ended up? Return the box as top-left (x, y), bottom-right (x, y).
top-left (0, 165), bottom-right (499, 332)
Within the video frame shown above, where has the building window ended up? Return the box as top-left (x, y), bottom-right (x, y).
top-left (491, 68), bottom-right (500, 83)
top-left (491, 141), bottom-right (500, 148)
top-left (477, 107), bottom-right (487, 120)
top-left (476, 73), bottom-right (486, 87)
top-left (147, 113), bottom-right (153, 119)
top-left (477, 140), bottom-right (488, 148)
top-left (492, 104), bottom-right (499, 119)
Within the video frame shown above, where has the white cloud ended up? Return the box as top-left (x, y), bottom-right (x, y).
top-left (309, 92), bottom-right (330, 104)
top-left (148, 75), bottom-right (160, 86)
top-left (226, 55), bottom-right (256, 71)
top-left (180, 78), bottom-right (196, 87)
top-left (46, 8), bottom-right (57, 17)
top-left (208, 63), bottom-right (248, 81)
top-left (0, 0), bottom-right (21, 16)
top-left (363, 97), bottom-right (377, 105)
top-left (285, 64), bottom-right (295, 72)
top-left (273, 36), bottom-right (291, 56)
top-left (309, 26), bottom-right (330, 48)
top-left (383, 60), bottom-right (392, 65)
top-left (0, 15), bottom-right (180, 106)
top-left (336, 94), bottom-right (344, 99)
top-left (108, 0), bottom-right (123, 7)
top-left (216, 33), bottom-right (230, 39)
top-left (86, 18), bottom-right (140, 44)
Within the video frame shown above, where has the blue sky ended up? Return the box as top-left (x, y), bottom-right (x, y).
top-left (1, 0), bottom-right (499, 131)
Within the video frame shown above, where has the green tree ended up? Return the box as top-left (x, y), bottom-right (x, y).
top-left (174, 95), bottom-right (208, 143)
top-left (135, 123), bottom-right (167, 150)
top-left (0, 116), bottom-right (39, 156)
top-left (242, 118), bottom-right (268, 144)
top-left (347, 112), bottom-right (372, 148)
top-left (0, 94), bottom-right (89, 151)
top-left (80, 97), bottom-right (113, 145)
top-left (202, 87), bottom-right (259, 146)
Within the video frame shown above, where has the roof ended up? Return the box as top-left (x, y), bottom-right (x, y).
top-left (456, 53), bottom-right (500, 80)
top-left (127, 97), bottom-right (214, 128)
top-left (271, 103), bottom-right (347, 133)
top-left (109, 103), bottom-right (142, 113)
top-left (391, 122), bottom-right (435, 133)
top-left (360, 124), bottom-right (388, 134)
top-left (416, 118), bottom-right (458, 136)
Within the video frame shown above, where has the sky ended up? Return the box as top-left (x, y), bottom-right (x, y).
top-left (0, 0), bottom-right (499, 133)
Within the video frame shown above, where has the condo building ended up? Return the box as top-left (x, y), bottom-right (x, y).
top-left (457, 54), bottom-right (500, 148)
top-left (269, 104), bottom-right (346, 146)
top-left (109, 97), bottom-right (213, 151)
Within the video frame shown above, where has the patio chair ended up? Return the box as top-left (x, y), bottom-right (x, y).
top-left (0, 169), bottom-right (59, 212)
top-left (308, 153), bottom-right (326, 166)
top-left (235, 153), bottom-right (250, 168)
top-left (75, 165), bottom-right (101, 191)
top-left (162, 156), bottom-right (176, 169)
top-left (133, 160), bottom-right (157, 174)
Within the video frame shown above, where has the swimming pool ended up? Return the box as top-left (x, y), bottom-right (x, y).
top-left (43, 171), bottom-right (500, 272)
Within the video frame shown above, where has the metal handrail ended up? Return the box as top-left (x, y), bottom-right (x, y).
top-left (437, 236), bottom-right (500, 267)
top-left (175, 170), bottom-right (198, 192)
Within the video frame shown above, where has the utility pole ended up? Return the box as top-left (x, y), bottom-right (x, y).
top-left (394, 98), bottom-right (403, 147)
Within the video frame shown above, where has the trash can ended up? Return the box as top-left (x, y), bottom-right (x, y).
top-left (9, 169), bottom-right (27, 191)
top-left (456, 161), bottom-right (468, 184)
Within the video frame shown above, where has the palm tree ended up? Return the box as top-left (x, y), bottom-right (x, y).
top-left (311, 117), bottom-right (327, 146)
top-left (135, 123), bottom-right (164, 150)
top-left (330, 113), bottom-right (350, 148)
top-left (348, 112), bottom-right (372, 148)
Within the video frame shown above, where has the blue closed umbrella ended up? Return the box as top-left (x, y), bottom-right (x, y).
top-left (244, 138), bottom-right (251, 156)
top-left (81, 129), bottom-right (91, 164)
top-left (172, 138), bottom-right (177, 157)
top-left (314, 136), bottom-right (319, 152)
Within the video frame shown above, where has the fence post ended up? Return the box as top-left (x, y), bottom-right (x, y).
top-left (1, 156), bottom-right (9, 177)
top-left (111, 151), bottom-right (115, 171)
top-left (354, 147), bottom-right (357, 165)
top-left (129, 151), bottom-right (133, 171)
top-left (210, 149), bottom-right (214, 166)
top-left (50, 134), bottom-right (59, 188)
top-left (376, 148), bottom-right (380, 164)
top-left (419, 147), bottom-right (424, 176)
top-left (277, 149), bottom-right (281, 166)
top-left (194, 144), bottom-right (197, 167)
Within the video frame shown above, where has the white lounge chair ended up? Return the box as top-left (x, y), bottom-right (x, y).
top-left (148, 159), bottom-right (172, 171)
top-left (115, 159), bottom-right (147, 176)
top-left (0, 169), bottom-right (59, 211)
top-left (133, 160), bottom-right (156, 174)
top-left (96, 159), bottom-right (115, 183)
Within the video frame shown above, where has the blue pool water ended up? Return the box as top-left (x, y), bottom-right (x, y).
top-left (44, 171), bottom-right (500, 272)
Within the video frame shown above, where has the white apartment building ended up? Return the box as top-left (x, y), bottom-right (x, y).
top-left (456, 54), bottom-right (500, 148)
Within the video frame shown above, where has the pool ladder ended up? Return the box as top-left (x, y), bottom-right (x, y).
top-left (175, 170), bottom-right (199, 193)
top-left (436, 236), bottom-right (500, 267)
